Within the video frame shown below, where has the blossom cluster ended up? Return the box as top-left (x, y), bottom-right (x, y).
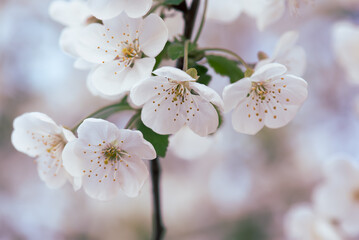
top-left (11, 0), bottom-right (309, 201)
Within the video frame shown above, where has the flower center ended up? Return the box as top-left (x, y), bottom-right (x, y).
top-left (113, 39), bottom-right (141, 67)
top-left (102, 144), bottom-right (130, 165)
top-left (248, 82), bottom-right (267, 100)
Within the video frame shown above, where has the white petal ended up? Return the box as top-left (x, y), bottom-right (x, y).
top-left (263, 103), bottom-right (299, 129)
top-left (222, 78), bottom-right (252, 112)
top-left (118, 129), bottom-right (156, 159)
top-left (273, 31), bottom-right (299, 58)
top-left (140, 14), bottom-right (168, 57)
top-left (102, 12), bottom-right (142, 41)
top-left (206, 0), bottom-right (242, 23)
top-left (124, 0), bottom-right (152, 18)
top-left (49, 0), bottom-right (91, 27)
top-left (141, 91), bottom-right (186, 134)
top-left (130, 76), bottom-right (170, 106)
top-left (76, 118), bottom-right (120, 145)
top-left (59, 27), bottom-right (80, 57)
top-left (187, 95), bottom-right (219, 136)
top-left (83, 167), bottom-right (120, 201)
top-left (74, 58), bottom-right (94, 70)
top-left (153, 66), bottom-right (195, 81)
top-left (121, 57), bottom-right (155, 91)
top-left (90, 61), bottom-right (129, 96)
top-left (88, 0), bottom-right (126, 20)
top-left (276, 46), bottom-right (306, 77)
top-left (190, 82), bottom-right (224, 111)
top-left (36, 154), bottom-right (68, 189)
top-left (256, 0), bottom-right (285, 31)
top-left (76, 23), bottom-right (118, 64)
top-left (271, 74), bottom-right (308, 105)
top-left (118, 155), bottom-right (149, 197)
top-left (231, 97), bottom-right (265, 135)
top-left (251, 63), bottom-right (287, 82)
top-left (62, 140), bottom-right (85, 178)
top-left (12, 112), bottom-right (61, 157)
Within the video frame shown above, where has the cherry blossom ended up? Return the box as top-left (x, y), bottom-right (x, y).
top-left (88, 0), bottom-right (153, 20)
top-left (76, 13), bottom-right (168, 97)
top-left (256, 31), bottom-right (306, 77)
top-left (130, 66), bottom-right (224, 136)
top-left (11, 112), bottom-right (81, 189)
top-left (285, 204), bottom-right (343, 240)
top-left (223, 63), bottom-right (308, 135)
top-left (313, 156), bottom-right (359, 237)
top-left (49, 0), bottom-right (95, 69)
top-left (62, 118), bottom-right (156, 200)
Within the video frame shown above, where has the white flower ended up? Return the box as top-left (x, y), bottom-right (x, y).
top-left (256, 31), bottom-right (306, 77)
top-left (76, 13), bottom-right (168, 97)
top-left (62, 118), bottom-right (156, 200)
top-left (313, 156), bottom-right (359, 237)
top-left (130, 66), bottom-right (224, 136)
top-left (206, 0), bottom-right (243, 23)
top-left (49, 0), bottom-right (95, 69)
top-left (332, 21), bottom-right (359, 84)
top-left (243, 0), bottom-right (312, 31)
top-left (223, 63), bottom-right (308, 135)
top-left (11, 112), bottom-right (81, 190)
top-left (243, 0), bottom-right (285, 31)
top-left (88, 0), bottom-right (153, 20)
top-left (285, 204), bottom-right (343, 240)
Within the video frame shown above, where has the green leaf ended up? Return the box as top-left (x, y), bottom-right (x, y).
top-left (167, 42), bottom-right (196, 60)
top-left (213, 104), bottom-right (223, 131)
top-left (163, 0), bottom-right (184, 5)
top-left (136, 119), bottom-right (170, 158)
top-left (206, 55), bottom-right (244, 83)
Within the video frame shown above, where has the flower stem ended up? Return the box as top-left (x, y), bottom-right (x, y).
top-left (71, 102), bottom-right (132, 133)
top-left (150, 157), bottom-right (165, 240)
top-left (183, 40), bottom-right (190, 71)
top-left (200, 47), bottom-right (251, 70)
top-left (193, 0), bottom-right (208, 44)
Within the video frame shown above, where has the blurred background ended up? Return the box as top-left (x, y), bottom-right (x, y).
top-left (1, 0), bottom-right (359, 239)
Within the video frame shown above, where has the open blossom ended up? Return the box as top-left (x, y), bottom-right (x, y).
top-left (49, 0), bottom-right (95, 69)
top-left (256, 31), bottom-right (306, 77)
top-left (332, 21), bottom-right (359, 84)
top-left (244, 0), bottom-right (312, 30)
top-left (206, 0), bottom-right (243, 23)
top-left (130, 67), bottom-right (224, 136)
top-left (11, 112), bottom-right (81, 190)
top-left (285, 204), bottom-right (343, 240)
top-left (62, 118), bottom-right (156, 200)
top-left (313, 156), bottom-right (359, 237)
top-left (76, 13), bottom-right (168, 97)
top-left (223, 63), bottom-right (308, 135)
top-left (88, 0), bottom-right (153, 20)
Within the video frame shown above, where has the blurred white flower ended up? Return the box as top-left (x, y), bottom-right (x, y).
top-left (285, 204), bottom-right (343, 240)
top-left (49, 0), bottom-right (95, 69)
top-left (169, 126), bottom-right (213, 160)
top-left (206, 0), bottom-right (243, 23)
top-left (130, 66), bottom-right (223, 136)
top-left (76, 13), bottom-right (168, 97)
top-left (243, 0), bottom-right (312, 31)
top-left (256, 31), bottom-right (306, 77)
top-left (11, 112), bottom-right (81, 190)
top-left (62, 118), bottom-right (156, 201)
top-left (88, 0), bottom-right (152, 20)
top-left (332, 21), bottom-right (359, 84)
top-left (313, 156), bottom-right (359, 237)
top-left (223, 63), bottom-right (308, 135)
